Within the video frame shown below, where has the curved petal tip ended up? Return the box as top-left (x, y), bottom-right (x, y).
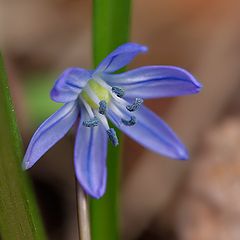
top-left (132, 43), bottom-right (148, 53)
top-left (85, 181), bottom-right (106, 199)
top-left (175, 145), bottom-right (189, 160)
top-left (171, 66), bottom-right (203, 95)
top-left (194, 80), bottom-right (203, 93)
top-left (22, 159), bottom-right (32, 170)
top-left (22, 102), bottom-right (79, 171)
top-left (76, 170), bottom-right (107, 198)
top-left (182, 68), bottom-right (203, 94)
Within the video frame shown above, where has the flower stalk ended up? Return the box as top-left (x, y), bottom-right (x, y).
top-left (76, 181), bottom-right (91, 240)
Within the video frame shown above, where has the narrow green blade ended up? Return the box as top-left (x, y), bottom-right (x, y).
top-left (0, 54), bottom-right (47, 240)
top-left (90, 1), bottom-right (131, 240)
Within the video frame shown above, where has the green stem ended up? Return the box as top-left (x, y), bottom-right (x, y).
top-left (93, 0), bottom-right (132, 64)
top-left (90, 1), bottom-right (131, 240)
top-left (0, 54), bottom-right (47, 240)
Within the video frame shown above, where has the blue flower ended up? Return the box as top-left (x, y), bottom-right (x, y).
top-left (23, 43), bottom-right (202, 198)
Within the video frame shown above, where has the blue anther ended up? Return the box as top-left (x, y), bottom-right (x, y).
top-left (99, 100), bottom-right (107, 115)
top-left (112, 86), bottom-right (125, 98)
top-left (126, 98), bottom-right (143, 112)
top-left (83, 117), bottom-right (99, 127)
top-left (107, 128), bottom-right (119, 146)
top-left (121, 116), bottom-right (136, 126)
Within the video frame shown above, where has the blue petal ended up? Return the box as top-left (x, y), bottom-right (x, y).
top-left (103, 66), bottom-right (202, 99)
top-left (108, 105), bottom-right (188, 160)
top-left (93, 43), bottom-right (148, 74)
top-left (74, 109), bottom-right (108, 199)
top-left (51, 68), bottom-right (91, 103)
top-left (23, 101), bottom-right (79, 169)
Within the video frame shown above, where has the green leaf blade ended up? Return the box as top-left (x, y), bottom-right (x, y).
top-left (0, 54), bottom-right (47, 240)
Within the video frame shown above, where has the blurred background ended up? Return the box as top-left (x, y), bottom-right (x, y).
top-left (1, 0), bottom-right (240, 239)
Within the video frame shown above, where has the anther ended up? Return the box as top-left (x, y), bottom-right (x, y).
top-left (126, 98), bottom-right (143, 112)
top-left (107, 128), bottom-right (119, 146)
top-left (121, 116), bottom-right (136, 126)
top-left (99, 100), bottom-right (107, 115)
top-left (83, 117), bottom-right (99, 127)
top-left (112, 86), bottom-right (125, 98)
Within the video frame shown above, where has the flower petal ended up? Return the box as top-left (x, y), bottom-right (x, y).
top-left (108, 105), bottom-right (188, 160)
top-left (23, 101), bottom-right (79, 169)
top-left (51, 68), bottom-right (92, 103)
top-left (74, 109), bottom-right (108, 198)
top-left (103, 66), bottom-right (202, 99)
top-left (94, 43), bottom-right (148, 74)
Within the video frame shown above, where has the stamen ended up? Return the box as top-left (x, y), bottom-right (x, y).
top-left (80, 96), bottom-right (95, 118)
top-left (112, 86), bottom-right (125, 98)
top-left (121, 116), bottom-right (136, 126)
top-left (126, 98), bottom-right (143, 112)
top-left (109, 100), bottom-right (133, 127)
top-left (107, 128), bottom-right (119, 146)
top-left (99, 100), bottom-right (107, 115)
top-left (94, 111), bottom-right (110, 130)
top-left (83, 117), bottom-right (99, 127)
top-left (109, 102), bottom-right (125, 119)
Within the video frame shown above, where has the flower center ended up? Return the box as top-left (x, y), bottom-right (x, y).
top-left (79, 78), bottom-right (144, 147)
top-left (81, 80), bottom-right (110, 108)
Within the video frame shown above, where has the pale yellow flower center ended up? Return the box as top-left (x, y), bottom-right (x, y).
top-left (81, 80), bottom-right (110, 108)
